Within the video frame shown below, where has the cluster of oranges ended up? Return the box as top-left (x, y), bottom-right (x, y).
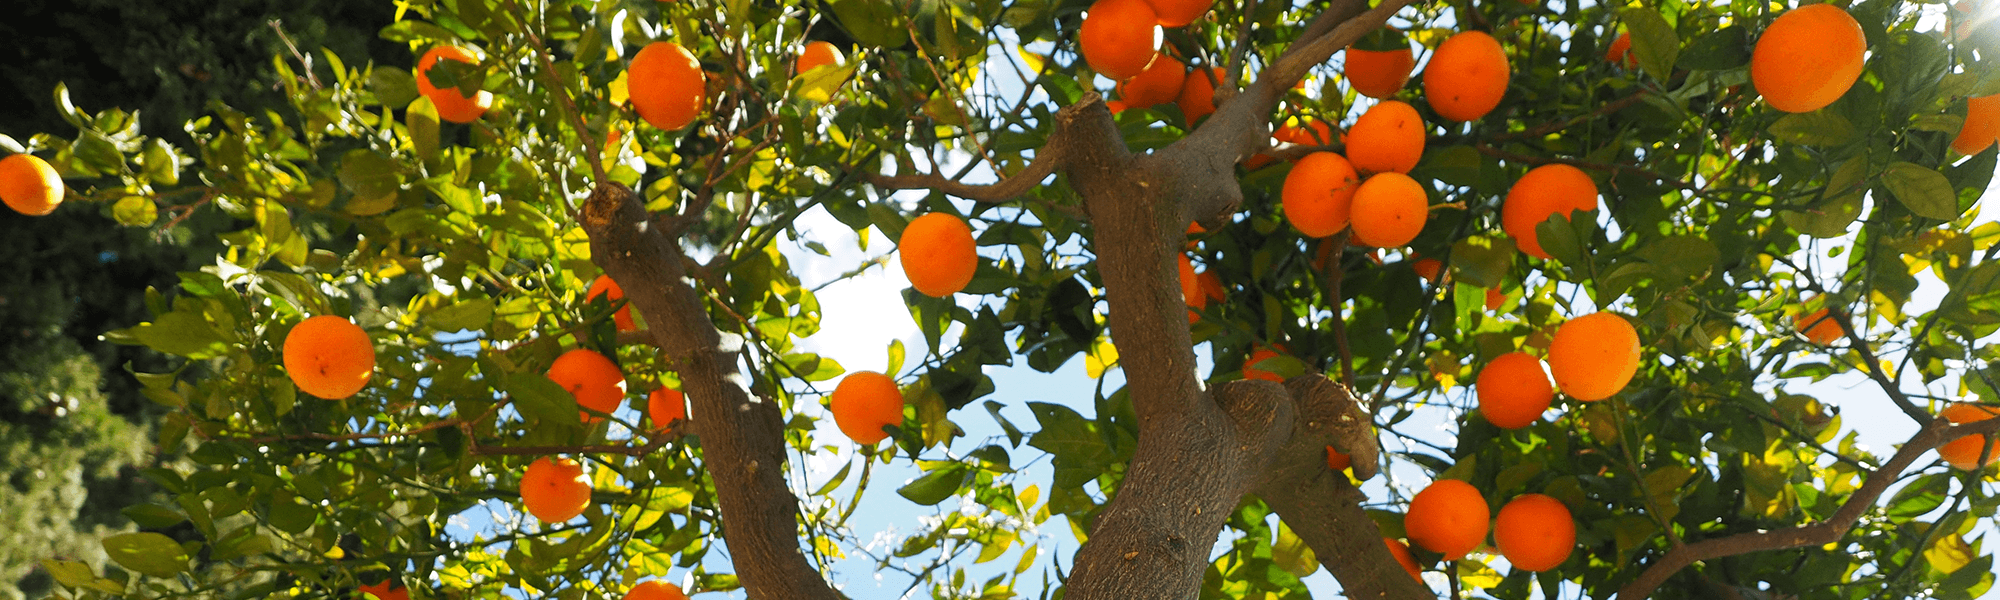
top-left (1402, 479), bottom-right (1577, 574)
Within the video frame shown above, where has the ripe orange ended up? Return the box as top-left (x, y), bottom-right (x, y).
top-left (415, 46), bottom-right (493, 124)
top-left (1952, 94), bottom-right (2000, 155)
top-left (1423, 31), bottom-right (1510, 122)
top-left (797, 41), bottom-right (845, 75)
top-left (1405, 478), bottom-right (1489, 560)
top-left (548, 348), bottom-right (628, 422)
top-left (1181, 253), bottom-right (1206, 324)
top-left (1494, 493), bottom-right (1575, 572)
top-left (625, 581), bottom-right (689, 600)
top-left (283, 315), bottom-right (375, 400)
top-left (1412, 257), bottom-right (1443, 283)
top-left (358, 580), bottom-right (410, 600)
top-left (900, 212), bottom-right (979, 297)
top-left (1178, 67), bottom-right (1221, 124)
top-left (1243, 346), bottom-right (1286, 382)
top-left (1605, 32), bottom-right (1636, 68)
top-left (586, 275), bottom-right (636, 332)
top-left (1281, 152), bottom-right (1361, 238)
top-left (1547, 312), bottom-right (1640, 401)
top-left (1939, 403), bottom-right (2000, 470)
top-left (831, 371), bottom-right (905, 445)
top-left (1477, 352), bottom-right (1554, 429)
top-left (1384, 538), bottom-right (1423, 582)
top-left (1346, 100), bottom-right (1425, 174)
top-left (1485, 285), bottom-right (1506, 311)
top-left (1501, 164), bottom-right (1599, 259)
top-left (520, 456), bottom-right (592, 524)
top-left (0, 154), bottom-right (63, 216)
top-left (1326, 445), bottom-right (1352, 471)
top-left (629, 41), bottom-right (706, 131)
top-left (1147, 0), bottom-right (1213, 27)
top-left (1345, 39), bottom-right (1415, 99)
top-left (1198, 268), bottom-right (1225, 303)
top-left (1118, 54), bottom-right (1187, 109)
top-left (1751, 4), bottom-right (1866, 113)
top-left (1349, 172), bottom-right (1429, 248)
top-left (1274, 115), bottom-right (1335, 145)
top-left (1797, 307), bottom-right (1846, 345)
top-left (648, 387), bottom-right (687, 431)
top-left (1081, 0), bottom-right (1161, 81)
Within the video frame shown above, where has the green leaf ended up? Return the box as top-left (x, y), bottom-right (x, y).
top-left (506, 372), bottom-right (583, 426)
top-left (371, 66), bottom-right (419, 108)
top-left (39, 560), bottom-right (97, 590)
top-left (268, 500), bottom-right (316, 535)
top-left (1927, 532), bottom-right (1976, 574)
top-left (870, 202), bottom-right (911, 243)
top-left (132, 312), bottom-right (227, 359)
top-left (142, 139), bottom-right (179, 186)
top-left (1622, 7), bottom-right (1680, 81)
top-left (897, 463), bottom-right (973, 505)
top-left (1886, 473), bottom-right (1949, 520)
top-left (1883, 162), bottom-right (1961, 220)
top-left (406, 97), bottom-right (441, 169)
top-left (983, 400), bottom-right (1024, 448)
top-left (1782, 158), bottom-right (1870, 238)
top-left (797, 63), bottom-right (858, 104)
top-left (1026, 402), bottom-right (1115, 488)
top-left (1677, 27), bottom-right (1748, 70)
top-left (378, 20), bottom-right (463, 44)
top-left (102, 532), bottom-right (190, 578)
top-left (887, 339), bottom-right (907, 376)
top-left (1449, 235), bottom-right (1516, 288)
top-left (339, 149), bottom-right (400, 200)
top-left (426, 298), bottom-right (495, 332)
top-left (1271, 522), bottom-right (1319, 577)
top-left (1636, 235), bottom-right (1719, 282)
top-left (1535, 213), bottom-right (1587, 266)
top-left (113, 196), bottom-right (158, 227)
top-left (121, 504), bottom-right (186, 528)
top-left (1769, 111), bottom-right (1854, 146)
top-left (830, 0), bottom-right (908, 49)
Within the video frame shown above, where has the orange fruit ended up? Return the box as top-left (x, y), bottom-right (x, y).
top-left (1345, 39), bottom-right (1415, 99)
top-left (1243, 346), bottom-right (1286, 382)
top-left (1198, 269), bottom-right (1225, 303)
top-left (899, 212), bottom-right (978, 297)
top-left (1423, 31), bottom-right (1510, 122)
top-left (1243, 152), bottom-right (1279, 170)
top-left (1477, 352), bottom-right (1554, 429)
top-left (1326, 445), bottom-right (1352, 471)
top-left (1274, 115), bottom-right (1335, 145)
top-left (1349, 172), bottom-right (1429, 248)
top-left (520, 456), bottom-right (592, 524)
top-left (1181, 253), bottom-right (1205, 324)
top-left (1605, 32), bottom-right (1636, 68)
top-left (1384, 538), bottom-right (1423, 582)
top-left (1147, 0), bottom-right (1213, 27)
top-left (1546, 312), bottom-right (1640, 401)
top-left (831, 371), bottom-right (905, 445)
top-left (549, 348), bottom-right (628, 422)
top-left (797, 40), bottom-right (845, 75)
top-left (1501, 164), bottom-right (1599, 259)
top-left (1938, 403), bottom-right (2000, 470)
top-left (648, 388), bottom-right (687, 431)
top-left (283, 315), bottom-right (375, 400)
top-left (0, 154), bottom-right (63, 216)
top-left (586, 275), bottom-right (636, 332)
top-left (358, 580), bottom-right (410, 600)
top-left (1081, 0), bottom-right (1161, 81)
top-left (1281, 152), bottom-right (1361, 238)
top-left (625, 581), bottom-right (689, 600)
top-left (629, 41), bottom-right (707, 131)
top-left (1797, 307), bottom-right (1845, 345)
top-left (1107, 99), bottom-right (1131, 114)
top-left (1118, 54), bottom-right (1187, 109)
top-left (1178, 67), bottom-right (1221, 124)
top-left (1346, 100), bottom-right (1426, 174)
top-left (1485, 285), bottom-right (1506, 311)
top-left (1952, 94), bottom-right (2000, 155)
top-left (1405, 478), bottom-right (1489, 560)
top-left (1494, 493), bottom-right (1575, 572)
top-left (1751, 4), bottom-right (1867, 113)
top-left (416, 46), bottom-right (493, 124)
top-left (1412, 257), bottom-right (1443, 283)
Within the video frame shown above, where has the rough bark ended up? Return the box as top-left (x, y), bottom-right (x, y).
top-left (581, 182), bottom-right (838, 600)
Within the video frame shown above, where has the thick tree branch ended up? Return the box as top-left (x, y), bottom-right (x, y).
top-left (581, 182), bottom-right (837, 600)
top-left (1615, 417), bottom-right (2000, 599)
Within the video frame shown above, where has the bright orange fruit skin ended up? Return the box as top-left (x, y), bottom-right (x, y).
top-left (1502, 164), bottom-right (1599, 259)
top-left (1243, 346), bottom-right (1285, 382)
top-left (415, 46), bottom-right (493, 124)
top-left (548, 348), bottom-right (628, 423)
top-left (1605, 32), bottom-right (1636, 68)
top-left (1326, 445), bottom-right (1352, 471)
top-left (1477, 351), bottom-right (1554, 429)
top-left (1939, 403), bottom-right (2000, 470)
top-left (629, 41), bottom-right (706, 131)
top-left (1349, 172), bottom-right (1429, 248)
top-left (1494, 493), bottom-right (1575, 572)
top-left (1346, 100), bottom-right (1426, 175)
top-left (1274, 116), bottom-right (1335, 146)
top-left (1147, 0), bottom-right (1214, 27)
top-left (0, 154), bottom-right (63, 216)
top-left (1180, 253), bottom-right (1205, 324)
top-left (520, 457), bottom-right (592, 524)
top-left (1081, 0), bottom-right (1161, 81)
top-left (586, 275), bottom-right (635, 332)
top-left (1118, 54), bottom-right (1186, 109)
top-left (1177, 68), bottom-right (1221, 124)
top-left (831, 371), bottom-right (904, 445)
top-left (1345, 45), bottom-right (1415, 99)
top-left (1797, 307), bottom-right (1846, 345)
top-left (648, 388), bottom-right (687, 431)
top-left (1405, 478), bottom-right (1490, 560)
top-left (797, 40), bottom-right (845, 75)
top-left (1384, 537), bottom-right (1424, 582)
top-left (1281, 152), bottom-right (1362, 238)
top-left (900, 212), bottom-right (979, 297)
top-left (1547, 312), bottom-right (1640, 401)
top-left (358, 580), bottom-right (410, 600)
top-left (283, 315), bottom-right (376, 400)
top-left (624, 581), bottom-right (690, 600)
top-left (1423, 31), bottom-right (1510, 122)
top-left (1751, 4), bottom-right (1867, 113)
top-left (1952, 94), bottom-right (2000, 155)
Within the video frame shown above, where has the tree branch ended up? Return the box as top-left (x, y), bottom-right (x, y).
top-left (1614, 417), bottom-right (2000, 599)
top-left (865, 142), bottom-right (1064, 203)
top-left (1262, 0), bottom-right (1414, 94)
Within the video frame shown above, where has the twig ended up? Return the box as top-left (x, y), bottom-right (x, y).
top-left (519, 28), bottom-right (608, 189)
top-left (1316, 234), bottom-right (1358, 386)
top-left (267, 20), bottom-right (323, 90)
top-left (1472, 143), bottom-right (1701, 191)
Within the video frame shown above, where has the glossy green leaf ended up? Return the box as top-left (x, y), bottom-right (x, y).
top-left (102, 532), bottom-right (190, 578)
top-left (1883, 162), bottom-right (1961, 220)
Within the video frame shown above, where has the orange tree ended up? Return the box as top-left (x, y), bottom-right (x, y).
top-left (11, 0), bottom-right (2000, 598)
